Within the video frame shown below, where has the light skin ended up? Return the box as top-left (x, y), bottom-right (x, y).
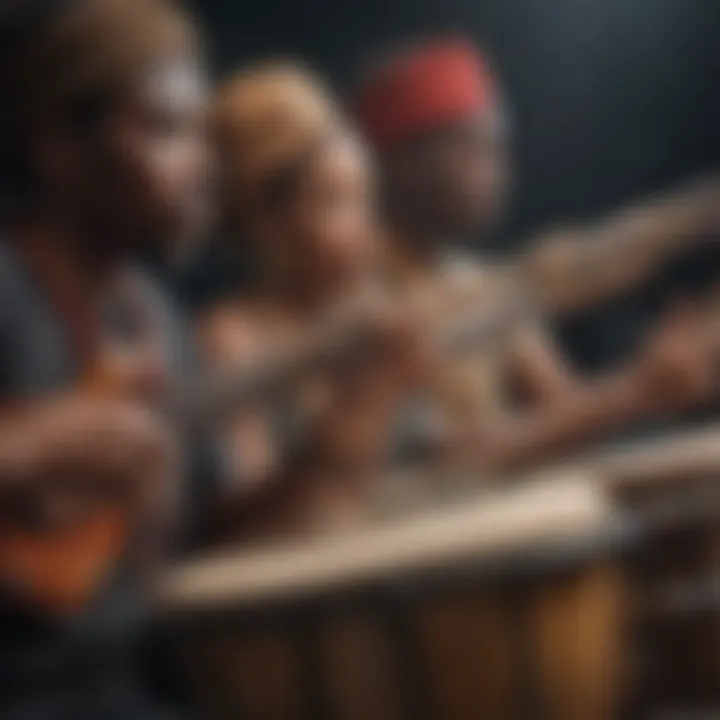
top-left (201, 130), bottom-right (424, 539)
top-left (252, 130), bottom-right (379, 306)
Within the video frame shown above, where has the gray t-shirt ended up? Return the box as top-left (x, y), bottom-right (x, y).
top-left (0, 242), bottom-right (213, 719)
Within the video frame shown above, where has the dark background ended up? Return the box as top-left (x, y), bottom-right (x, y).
top-left (187, 0), bottom-right (720, 370)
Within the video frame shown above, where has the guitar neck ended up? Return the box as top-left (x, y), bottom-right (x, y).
top-left (163, 279), bottom-right (544, 435)
top-left (165, 317), bottom-right (365, 433)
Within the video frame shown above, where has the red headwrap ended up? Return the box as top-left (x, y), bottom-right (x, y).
top-left (352, 39), bottom-right (496, 151)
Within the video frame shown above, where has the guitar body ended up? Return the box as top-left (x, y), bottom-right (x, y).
top-left (0, 360), bottom-right (139, 618)
top-left (0, 511), bottom-right (128, 616)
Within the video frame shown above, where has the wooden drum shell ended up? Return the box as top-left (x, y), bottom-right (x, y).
top-left (162, 476), bottom-right (628, 720)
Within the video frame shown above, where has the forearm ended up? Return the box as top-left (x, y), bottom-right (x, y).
top-left (203, 444), bottom-right (353, 545)
top-left (642, 175), bottom-right (720, 239)
top-left (204, 382), bottom-right (403, 545)
top-left (0, 397), bottom-right (169, 510)
top-left (0, 406), bottom-right (53, 494)
top-left (528, 177), bottom-right (720, 313)
top-left (469, 368), bottom-right (649, 474)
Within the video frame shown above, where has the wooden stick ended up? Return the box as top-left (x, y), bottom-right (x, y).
top-left (561, 423), bottom-right (720, 491)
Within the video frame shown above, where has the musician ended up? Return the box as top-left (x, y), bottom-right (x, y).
top-left (201, 63), bottom-right (424, 535)
top-left (0, 1), bottom-right (413, 716)
top-left (0, 1), bottom-right (215, 715)
top-left (351, 38), bottom-right (719, 474)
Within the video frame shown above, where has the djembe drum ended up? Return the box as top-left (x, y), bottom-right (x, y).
top-left (161, 475), bottom-right (628, 720)
top-left (593, 424), bottom-right (720, 715)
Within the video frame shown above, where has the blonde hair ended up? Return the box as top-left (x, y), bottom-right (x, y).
top-left (211, 62), bottom-right (342, 233)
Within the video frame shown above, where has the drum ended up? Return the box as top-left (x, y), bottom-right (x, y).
top-left (161, 475), bottom-right (628, 720)
top-left (594, 424), bottom-right (720, 715)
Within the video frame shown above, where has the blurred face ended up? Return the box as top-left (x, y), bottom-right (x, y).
top-left (99, 55), bottom-right (210, 262)
top-left (272, 131), bottom-right (377, 290)
top-left (388, 106), bottom-right (511, 241)
top-left (32, 52), bottom-right (211, 262)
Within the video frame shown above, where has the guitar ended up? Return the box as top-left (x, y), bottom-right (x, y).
top-left (0, 289), bottom-right (528, 617)
top-left (0, 314), bottom-right (365, 617)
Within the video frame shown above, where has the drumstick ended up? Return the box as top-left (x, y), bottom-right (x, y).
top-left (590, 423), bottom-right (720, 491)
top-left (492, 422), bottom-right (720, 495)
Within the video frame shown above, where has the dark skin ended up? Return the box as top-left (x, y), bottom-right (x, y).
top-left (0, 54), bottom-right (210, 531)
top-left (384, 108), bottom-right (511, 246)
top-left (381, 107), bottom-right (718, 474)
top-left (28, 57), bottom-right (210, 267)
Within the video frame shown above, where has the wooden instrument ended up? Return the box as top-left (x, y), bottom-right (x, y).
top-left (0, 365), bottom-right (137, 618)
top-left (5, 170), bottom-right (717, 619)
top-left (161, 423), bottom-right (720, 719)
top-left (0, 316), bottom-right (367, 617)
top-left (161, 475), bottom-right (627, 720)
top-left (587, 425), bottom-right (720, 714)
top-left (516, 424), bottom-right (720, 714)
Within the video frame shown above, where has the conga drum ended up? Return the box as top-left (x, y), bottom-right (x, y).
top-left (161, 474), bottom-right (629, 720)
top-left (595, 424), bottom-right (720, 714)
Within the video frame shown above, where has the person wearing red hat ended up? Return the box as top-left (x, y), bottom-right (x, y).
top-left (354, 39), bottom-right (508, 247)
top-left (352, 38), bottom-right (720, 474)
